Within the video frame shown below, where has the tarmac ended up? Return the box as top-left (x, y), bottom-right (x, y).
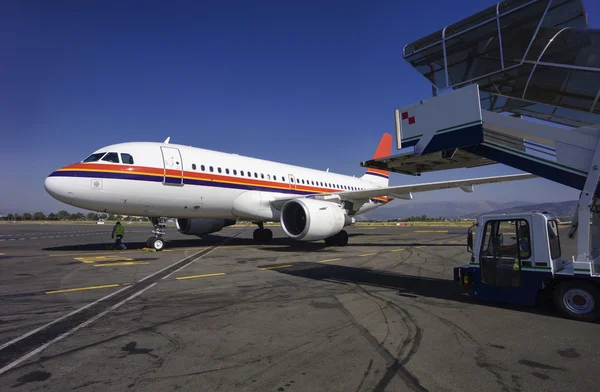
top-left (0, 222), bottom-right (598, 392)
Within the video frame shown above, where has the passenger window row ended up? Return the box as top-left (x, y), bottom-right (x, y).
top-left (190, 163), bottom-right (365, 191)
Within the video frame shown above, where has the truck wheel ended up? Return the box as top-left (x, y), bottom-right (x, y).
top-left (553, 281), bottom-right (599, 322)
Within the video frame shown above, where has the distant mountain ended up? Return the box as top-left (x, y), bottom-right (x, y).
top-left (359, 200), bottom-right (576, 221)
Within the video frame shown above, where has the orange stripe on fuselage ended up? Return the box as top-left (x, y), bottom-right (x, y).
top-left (58, 163), bottom-right (389, 202)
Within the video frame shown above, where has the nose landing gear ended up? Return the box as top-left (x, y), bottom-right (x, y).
top-left (147, 217), bottom-right (168, 251)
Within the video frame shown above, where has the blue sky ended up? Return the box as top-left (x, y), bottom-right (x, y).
top-left (2, 0), bottom-right (598, 213)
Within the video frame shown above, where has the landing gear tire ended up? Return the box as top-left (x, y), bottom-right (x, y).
top-left (553, 280), bottom-right (599, 322)
top-left (336, 230), bottom-right (348, 246)
top-left (149, 238), bottom-right (164, 252)
top-left (324, 230), bottom-right (348, 246)
top-left (253, 228), bottom-right (273, 243)
top-left (146, 237), bottom-right (155, 248)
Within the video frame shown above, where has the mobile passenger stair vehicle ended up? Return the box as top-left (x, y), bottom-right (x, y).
top-left (361, 0), bottom-right (600, 321)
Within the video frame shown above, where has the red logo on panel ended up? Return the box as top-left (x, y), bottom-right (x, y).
top-left (401, 111), bottom-right (416, 125)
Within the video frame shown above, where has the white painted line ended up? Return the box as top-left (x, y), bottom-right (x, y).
top-left (0, 230), bottom-right (244, 354)
top-left (0, 284), bottom-right (131, 352)
top-left (0, 282), bottom-right (158, 375)
top-left (161, 230), bottom-right (245, 280)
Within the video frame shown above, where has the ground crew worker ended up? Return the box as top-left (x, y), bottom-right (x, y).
top-left (112, 221), bottom-right (127, 250)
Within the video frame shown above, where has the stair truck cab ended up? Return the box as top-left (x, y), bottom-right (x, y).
top-left (455, 212), bottom-right (600, 321)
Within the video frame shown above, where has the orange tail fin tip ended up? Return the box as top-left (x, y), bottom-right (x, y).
top-left (366, 133), bottom-right (392, 178)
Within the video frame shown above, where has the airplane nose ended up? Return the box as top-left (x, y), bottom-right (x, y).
top-left (45, 174), bottom-right (75, 204)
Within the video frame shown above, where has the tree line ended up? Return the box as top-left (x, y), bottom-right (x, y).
top-left (2, 211), bottom-right (147, 222)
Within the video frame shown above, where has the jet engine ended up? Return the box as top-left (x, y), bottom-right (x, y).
top-left (176, 218), bottom-right (236, 237)
top-left (280, 198), bottom-right (352, 241)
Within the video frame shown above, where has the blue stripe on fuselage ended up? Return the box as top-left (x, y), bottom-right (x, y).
top-left (49, 170), bottom-right (387, 203)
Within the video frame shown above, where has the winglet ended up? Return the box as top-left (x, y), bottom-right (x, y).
top-left (164, 137), bottom-right (170, 144)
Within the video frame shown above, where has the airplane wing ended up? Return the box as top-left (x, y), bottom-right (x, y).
top-left (270, 173), bottom-right (536, 209)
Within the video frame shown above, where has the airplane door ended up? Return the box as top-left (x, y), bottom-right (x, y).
top-left (288, 174), bottom-right (296, 190)
top-left (160, 146), bottom-right (184, 185)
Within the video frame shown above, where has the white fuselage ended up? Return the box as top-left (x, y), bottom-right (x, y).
top-left (44, 142), bottom-right (387, 221)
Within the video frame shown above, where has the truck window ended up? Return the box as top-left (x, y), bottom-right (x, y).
top-left (479, 219), bottom-right (528, 288)
top-left (547, 220), bottom-right (561, 259)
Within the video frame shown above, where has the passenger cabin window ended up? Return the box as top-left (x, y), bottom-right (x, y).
top-left (218, 167), bottom-right (222, 173)
top-left (121, 153), bottom-right (134, 164)
top-left (226, 168), bottom-right (230, 174)
top-left (254, 172), bottom-right (258, 178)
top-left (210, 166), bottom-right (214, 172)
top-left (101, 152), bottom-right (120, 163)
top-left (192, 164), bottom-right (197, 170)
top-left (83, 152), bottom-right (106, 162)
top-left (201, 165), bottom-right (205, 171)
top-left (240, 170), bottom-right (244, 176)
top-left (261, 173), bottom-right (265, 179)
top-left (233, 170), bottom-right (237, 175)
top-left (282, 176), bottom-right (285, 182)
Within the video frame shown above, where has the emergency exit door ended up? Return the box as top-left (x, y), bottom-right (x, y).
top-left (160, 146), bottom-right (183, 185)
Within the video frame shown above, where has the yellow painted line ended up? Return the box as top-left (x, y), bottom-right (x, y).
top-left (414, 230), bottom-right (448, 233)
top-left (93, 262), bottom-right (150, 266)
top-left (259, 264), bottom-right (293, 270)
top-left (391, 249), bottom-right (404, 252)
top-left (50, 251), bottom-right (142, 257)
top-left (46, 284), bottom-right (120, 294)
top-left (176, 272), bottom-right (226, 280)
top-left (415, 246), bottom-right (425, 248)
top-left (75, 256), bottom-right (135, 264)
top-left (360, 253), bottom-right (377, 257)
top-left (318, 258), bottom-right (342, 263)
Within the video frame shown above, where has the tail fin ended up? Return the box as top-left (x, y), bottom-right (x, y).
top-left (361, 133), bottom-right (392, 187)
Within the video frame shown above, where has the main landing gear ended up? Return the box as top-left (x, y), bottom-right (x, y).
top-left (146, 217), bottom-right (167, 251)
top-left (253, 222), bottom-right (273, 243)
top-left (324, 230), bottom-right (348, 246)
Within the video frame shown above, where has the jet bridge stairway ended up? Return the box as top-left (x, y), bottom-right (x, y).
top-left (361, 84), bottom-right (600, 276)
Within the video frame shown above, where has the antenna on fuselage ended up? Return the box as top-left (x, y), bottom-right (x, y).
top-left (163, 137), bottom-right (170, 144)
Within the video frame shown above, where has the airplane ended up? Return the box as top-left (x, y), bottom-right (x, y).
top-left (44, 133), bottom-right (535, 251)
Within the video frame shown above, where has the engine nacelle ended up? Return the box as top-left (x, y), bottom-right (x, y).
top-left (280, 198), bottom-right (351, 241)
top-left (176, 218), bottom-right (236, 237)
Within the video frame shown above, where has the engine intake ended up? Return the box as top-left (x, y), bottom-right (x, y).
top-left (280, 198), bottom-right (350, 241)
top-left (176, 218), bottom-right (236, 237)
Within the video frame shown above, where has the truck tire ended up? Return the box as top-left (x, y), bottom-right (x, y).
top-left (553, 280), bottom-right (599, 322)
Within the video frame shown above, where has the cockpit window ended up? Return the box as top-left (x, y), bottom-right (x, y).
top-left (83, 152), bottom-right (106, 163)
top-left (101, 152), bottom-right (120, 163)
top-left (121, 153), bottom-right (134, 164)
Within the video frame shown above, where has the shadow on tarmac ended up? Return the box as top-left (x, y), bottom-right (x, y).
top-left (42, 234), bottom-right (465, 252)
top-left (258, 261), bottom-right (585, 322)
